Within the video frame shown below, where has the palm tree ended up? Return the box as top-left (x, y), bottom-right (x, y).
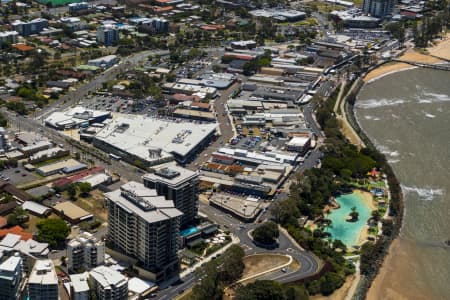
top-left (349, 206), bottom-right (359, 221)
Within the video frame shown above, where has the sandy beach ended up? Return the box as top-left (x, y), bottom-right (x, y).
top-left (360, 37), bottom-right (450, 299)
top-left (353, 189), bottom-right (376, 211)
top-left (363, 49), bottom-right (445, 82)
top-left (366, 238), bottom-right (436, 300)
top-left (364, 62), bottom-right (413, 82)
top-left (353, 190), bottom-right (376, 245)
top-left (400, 50), bottom-right (444, 64)
top-left (427, 33), bottom-right (450, 60)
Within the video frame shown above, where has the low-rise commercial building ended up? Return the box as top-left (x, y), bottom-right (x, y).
top-left (36, 159), bottom-right (87, 176)
top-left (209, 194), bottom-right (263, 222)
top-left (21, 201), bottom-right (52, 217)
top-left (286, 135), bottom-right (311, 154)
top-left (93, 115), bottom-right (217, 166)
top-left (215, 147), bottom-right (298, 166)
top-left (88, 55), bottom-right (119, 69)
top-left (230, 40), bottom-right (257, 50)
top-left (53, 201), bottom-right (93, 224)
top-left (163, 82), bottom-right (217, 98)
top-left (249, 8), bottom-right (306, 22)
top-left (28, 147), bottom-right (69, 164)
top-left (44, 106), bottom-right (111, 130)
top-left (20, 140), bottom-right (53, 156)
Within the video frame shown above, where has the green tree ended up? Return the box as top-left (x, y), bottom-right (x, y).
top-left (36, 218), bottom-right (70, 248)
top-left (7, 213), bottom-right (18, 226)
top-left (7, 207), bottom-right (27, 226)
top-left (67, 184), bottom-right (77, 199)
top-left (385, 22), bottom-right (405, 44)
top-left (252, 221), bottom-right (279, 245)
top-left (235, 280), bottom-right (286, 300)
top-left (78, 182), bottom-right (92, 197)
top-left (349, 207), bottom-right (359, 221)
top-left (190, 245), bottom-right (245, 300)
top-left (320, 272), bottom-right (344, 295)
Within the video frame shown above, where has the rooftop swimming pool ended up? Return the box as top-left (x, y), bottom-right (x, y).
top-left (325, 192), bottom-right (371, 247)
top-left (180, 226), bottom-right (199, 237)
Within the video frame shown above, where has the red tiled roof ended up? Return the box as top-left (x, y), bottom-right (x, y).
top-left (191, 101), bottom-right (210, 109)
top-left (212, 153), bottom-right (234, 161)
top-left (200, 25), bottom-right (225, 31)
top-left (0, 217), bottom-right (7, 229)
top-left (154, 5), bottom-right (173, 12)
top-left (0, 226), bottom-right (33, 240)
top-left (223, 53), bottom-right (254, 61)
top-left (171, 93), bottom-right (195, 102)
top-left (13, 43), bottom-right (34, 52)
top-left (53, 166), bottom-right (105, 187)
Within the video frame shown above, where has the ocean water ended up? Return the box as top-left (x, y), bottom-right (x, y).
top-left (355, 68), bottom-right (450, 300)
top-left (325, 193), bottom-right (371, 247)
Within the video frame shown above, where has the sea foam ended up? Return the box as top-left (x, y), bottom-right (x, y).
top-left (418, 92), bottom-right (450, 104)
top-left (355, 98), bottom-right (405, 109)
top-left (401, 185), bottom-right (444, 201)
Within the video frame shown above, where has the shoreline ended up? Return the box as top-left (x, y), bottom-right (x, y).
top-left (326, 36), bottom-right (449, 300)
top-left (343, 66), bottom-right (406, 298)
top-left (426, 33), bottom-right (450, 60)
top-left (364, 65), bottom-right (416, 83)
top-left (363, 49), bottom-right (445, 83)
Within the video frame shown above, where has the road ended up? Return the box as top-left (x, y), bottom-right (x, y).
top-left (154, 202), bottom-right (320, 300)
top-left (36, 49), bottom-right (170, 120)
top-left (186, 82), bottom-right (241, 170)
top-left (2, 45), bottom-right (328, 298)
top-left (5, 110), bottom-right (142, 182)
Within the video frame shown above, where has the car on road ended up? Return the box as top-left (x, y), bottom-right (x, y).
top-left (281, 267), bottom-right (287, 273)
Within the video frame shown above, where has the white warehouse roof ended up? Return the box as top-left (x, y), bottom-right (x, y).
top-left (93, 114), bottom-right (217, 163)
top-left (22, 201), bottom-right (51, 215)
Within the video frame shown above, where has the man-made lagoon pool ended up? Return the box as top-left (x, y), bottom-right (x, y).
top-left (326, 192), bottom-right (372, 247)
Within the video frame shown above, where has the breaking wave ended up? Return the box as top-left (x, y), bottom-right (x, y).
top-left (376, 144), bottom-right (400, 158)
top-left (363, 115), bottom-right (380, 120)
top-left (355, 98), bottom-right (406, 109)
top-left (401, 185), bottom-right (444, 201)
top-left (421, 92), bottom-right (450, 103)
top-left (387, 159), bottom-right (400, 164)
